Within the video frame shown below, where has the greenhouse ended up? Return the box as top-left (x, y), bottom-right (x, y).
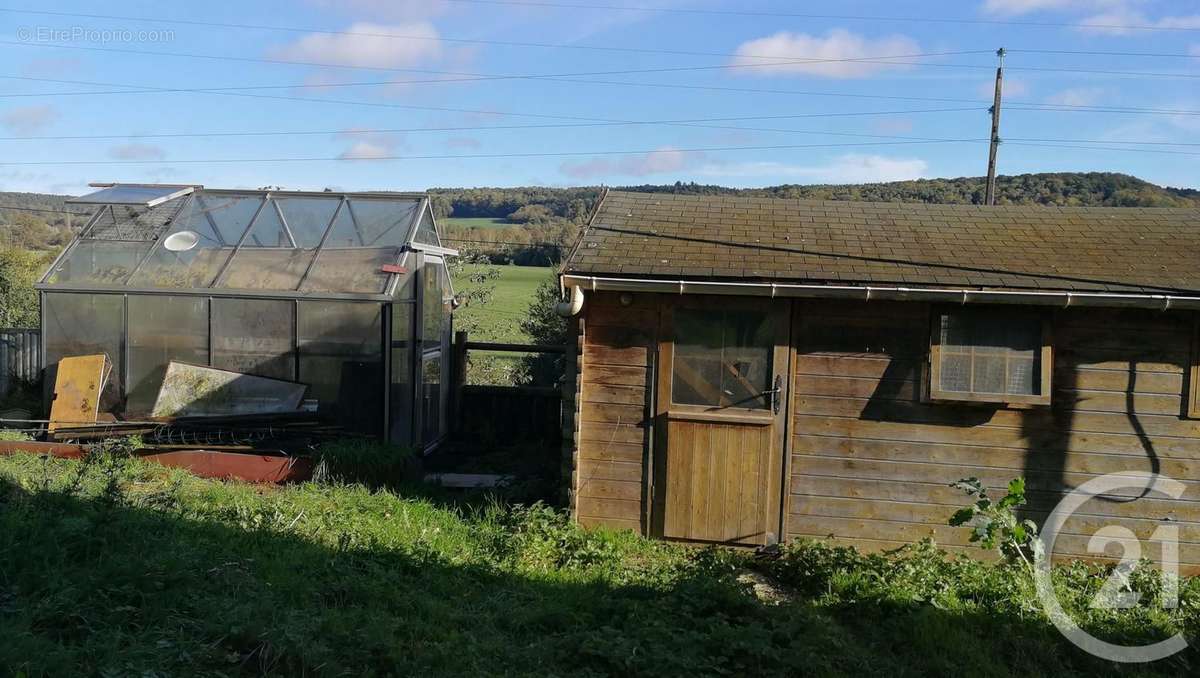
top-left (36, 183), bottom-right (456, 450)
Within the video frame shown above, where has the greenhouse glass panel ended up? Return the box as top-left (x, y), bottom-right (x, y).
top-left (212, 298), bottom-right (295, 380)
top-left (412, 209), bottom-right (441, 247)
top-left (68, 185), bottom-right (193, 207)
top-left (127, 195), bottom-right (261, 288)
top-left (344, 199), bottom-right (420, 247)
top-left (301, 199), bottom-right (409, 294)
top-left (220, 202), bottom-right (314, 290)
top-left (301, 248), bottom-right (396, 294)
top-left (421, 257), bottom-right (452, 351)
top-left (275, 197), bottom-right (340, 247)
top-left (86, 202), bottom-right (182, 241)
top-left (421, 354), bottom-right (443, 444)
top-left (390, 302), bottom-right (414, 446)
top-left (46, 240), bottom-right (151, 284)
top-left (42, 293), bottom-right (125, 413)
top-left (298, 301), bottom-right (383, 433)
top-left (126, 296), bottom-right (209, 415)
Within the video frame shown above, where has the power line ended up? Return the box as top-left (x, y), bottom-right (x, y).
top-left (0, 7), bottom-right (916, 62)
top-left (7, 39), bottom-right (1199, 88)
top-left (438, 0), bottom-right (1200, 32)
top-left (6, 137), bottom-right (1200, 168)
top-left (5, 46), bottom-right (1199, 118)
top-left (0, 39), bottom-right (993, 84)
top-left (8, 116), bottom-right (1190, 151)
top-left (0, 109), bottom-right (985, 142)
top-left (0, 139), bottom-right (996, 167)
top-left (7, 6), bottom-right (1198, 65)
top-left (1009, 48), bottom-right (1200, 59)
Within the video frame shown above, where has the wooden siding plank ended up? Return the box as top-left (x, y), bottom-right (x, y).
top-left (579, 514), bottom-right (641, 532)
top-left (575, 460), bottom-right (643, 483)
top-left (790, 456), bottom-right (1200, 499)
top-left (582, 364), bottom-right (648, 387)
top-left (789, 476), bottom-right (1200, 522)
top-left (792, 414), bottom-right (1200, 457)
top-left (576, 496), bottom-right (641, 522)
top-left (582, 382), bottom-right (647, 406)
top-left (792, 435), bottom-right (1200, 474)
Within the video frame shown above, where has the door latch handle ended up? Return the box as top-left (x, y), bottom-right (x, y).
top-left (763, 374), bottom-right (783, 415)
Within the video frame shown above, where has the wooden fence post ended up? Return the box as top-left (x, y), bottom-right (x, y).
top-left (450, 330), bottom-right (468, 436)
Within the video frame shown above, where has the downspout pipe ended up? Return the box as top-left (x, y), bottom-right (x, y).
top-left (555, 284), bottom-right (585, 317)
top-left (560, 274), bottom-right (1200, 312)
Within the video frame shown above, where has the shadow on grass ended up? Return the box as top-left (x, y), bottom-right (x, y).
top-left (0, 472), bottom-right (1191, 677)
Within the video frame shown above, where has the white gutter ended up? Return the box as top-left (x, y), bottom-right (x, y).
top-left (561, 274), bottom-right (1200, 311)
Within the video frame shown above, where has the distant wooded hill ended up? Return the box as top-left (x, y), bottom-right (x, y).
top-left (2, 172), bottom-right (1196, 256)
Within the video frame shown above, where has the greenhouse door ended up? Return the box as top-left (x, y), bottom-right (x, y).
top-left (652, 297), bottom-right (790, 546)
top-left (417, 253), bottom-right (451, 450)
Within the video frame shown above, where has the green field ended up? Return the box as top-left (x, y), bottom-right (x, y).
top-left (442, 217), bottom-right (514, 230)
top-left (452, 264), bottom-right (553, 344)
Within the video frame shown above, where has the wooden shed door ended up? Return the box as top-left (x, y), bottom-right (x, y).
top-left (653, 298), bottom-right (790, 545)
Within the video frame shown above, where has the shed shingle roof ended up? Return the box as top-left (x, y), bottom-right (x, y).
top-left (563, 191), bottom-right (1200, 294)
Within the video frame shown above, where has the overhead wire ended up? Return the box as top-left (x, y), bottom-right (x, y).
top-left (4, 3), bottom-right (1199, 34)
top-left (0, 110), bottom-right (986, 141)
top-left (437, 0), bottom-right (1200, 33)
top-left (0, 140), bottom-right (1005, 167)
top-left (8, 137), bottom-right (1196, 168)
top-left (3, 43), bottom-right (1199, 119)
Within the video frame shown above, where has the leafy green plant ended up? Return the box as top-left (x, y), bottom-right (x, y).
top-left (950, 477), bottom-right (1041, 569)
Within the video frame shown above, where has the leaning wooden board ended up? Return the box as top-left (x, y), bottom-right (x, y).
top-left (48, 354), bottom-right (110, 432)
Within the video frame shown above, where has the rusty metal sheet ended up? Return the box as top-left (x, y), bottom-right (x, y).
top-left (0, 443), bottom-right (312, 484)
top-left (48, 354), bottom-right (110, 432)
top-left (0, 440), bottom-right (86, 459)
top-left (151, 361), bottom-right (307, 418)
top-left (147, 449), bottom-right (314, 483)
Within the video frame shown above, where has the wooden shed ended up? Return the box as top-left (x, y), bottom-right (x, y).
top-left (558, 190), bottom-right (1200, 567)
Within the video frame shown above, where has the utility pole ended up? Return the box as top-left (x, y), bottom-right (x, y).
top-left (984, 47), bottom-right (1005, 206)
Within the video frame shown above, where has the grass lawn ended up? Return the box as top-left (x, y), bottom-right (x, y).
top-left (452, 264), bottom-right (554, 344)
top-left (0, 450), bottom-right (1197, 676)
top-left (442, 217), bottom-right (514, 230)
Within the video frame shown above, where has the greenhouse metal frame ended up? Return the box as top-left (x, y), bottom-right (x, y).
top-left (35, 183), bottom-right (456, 450)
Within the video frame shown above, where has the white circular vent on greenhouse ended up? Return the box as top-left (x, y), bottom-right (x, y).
top-left (163, 230), bottom-right (200, 252)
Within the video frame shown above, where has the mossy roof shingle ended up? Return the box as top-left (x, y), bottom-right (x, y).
top-left (564, 191), bottom-right (1200, 294)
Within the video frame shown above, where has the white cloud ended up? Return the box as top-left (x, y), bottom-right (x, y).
top-left (1078, 9), bottom-right (1200, 35)
top-left (697, 154), bottom-right (929, 184)
top-left (272, 22), bottom-right (443, 69)
top-left (108, 143), bottom-right (166, 160)
top-left (1044, 86), bottom-right (1107, 107)
top-left (560, 147), bottom-right (699, 179)
top-left (336, 129), bottom-right (405, 160)
top-left (982, 0), bottom-right (1077, 15)
top-left (1, 105), bottom-right (59, 135)
top-left (305, 0), bottom-right (450, 20)
top-left (730, 29), bottom-right (922, 79)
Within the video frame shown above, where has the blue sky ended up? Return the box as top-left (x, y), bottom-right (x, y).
top-left (0, 0), bottom-right (1197, 195)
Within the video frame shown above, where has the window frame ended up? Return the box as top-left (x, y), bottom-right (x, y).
top-left (927, 306), bottom-right (1053, 407)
